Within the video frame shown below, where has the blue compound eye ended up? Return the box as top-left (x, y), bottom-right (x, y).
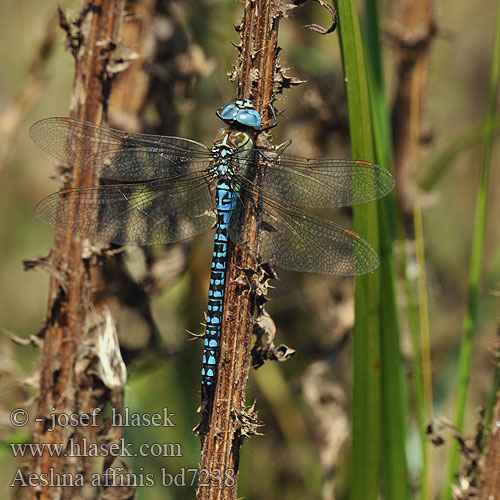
top-left (219, 104), bottom-right (239, 121)
top-left (217, 100), bottom-right (263, 130)
top-left (236, 109), bottom-right (262, 130)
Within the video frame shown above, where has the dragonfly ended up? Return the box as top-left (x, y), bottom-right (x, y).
top-left (31, 99), bottom-right (395, 398)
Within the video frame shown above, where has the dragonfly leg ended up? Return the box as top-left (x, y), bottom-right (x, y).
top-left (275, 138), bottom-right (292, 155)
top-left (259, 98), bottom-right (279, 131)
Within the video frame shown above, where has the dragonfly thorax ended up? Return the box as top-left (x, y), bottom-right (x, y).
top-left (210, 129), bottom-right (254, 179)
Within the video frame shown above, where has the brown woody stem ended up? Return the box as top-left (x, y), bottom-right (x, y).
top-left (30, 2), bottom-right (127, 499)
top-left (196, 0), bottom-right (282, 498)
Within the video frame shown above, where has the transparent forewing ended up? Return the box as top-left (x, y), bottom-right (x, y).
top-left (255, 154), bottom-right (394, 208)
top-left (30, 117), bottom-right (212, 181)
top-left (229, 178), bottom-right (379, 276)
top-left (35, 174), bottom-right (216, 245)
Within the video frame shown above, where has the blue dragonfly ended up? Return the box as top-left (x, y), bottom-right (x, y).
top-left (30, 99), bottom-right (394, 398)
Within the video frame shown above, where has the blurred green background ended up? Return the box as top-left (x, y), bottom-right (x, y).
top-left (0, 0), bottom-right (499, 498)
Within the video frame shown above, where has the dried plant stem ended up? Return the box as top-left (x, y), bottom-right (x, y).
top-left (196, 0), bottom-right (281, 498)
top-left (30, 2), bottom-right (126, 500)
top-left (480, 362), bottom-right (500, 497)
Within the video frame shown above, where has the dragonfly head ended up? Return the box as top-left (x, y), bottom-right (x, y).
top-left (216, 99), bottom-right (262, 131)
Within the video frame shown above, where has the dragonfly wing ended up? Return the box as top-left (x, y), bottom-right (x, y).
top-left (35, 174), bottom-right (215, 245)
top-left (30, 117), bottom-right (212, 181)
top-left (257, 154), bottom-right (394, 208)
top-left (228, 181), bottom-right (379, 276)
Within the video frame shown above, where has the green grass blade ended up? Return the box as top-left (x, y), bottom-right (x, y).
top-left (441, 2), bottom-right (500, 498)
top-left (364, 2), bottom-right (431, 489)
top-left (334, 1), bottom-right (381, 499)
top-left (378, 206), bottom-right (410, 500)
top-left (412, 202), bottom-right (434, 500)
top-left (364, 2), bottom-right (410, 499)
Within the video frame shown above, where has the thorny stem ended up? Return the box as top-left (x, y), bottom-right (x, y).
top-left (196, 0), bottom-right (283, 498)
top-left (29, 2), bottom-right (127, 500)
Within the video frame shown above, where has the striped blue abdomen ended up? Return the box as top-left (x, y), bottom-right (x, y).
top-left (201, 180), bottom-right (237, 394)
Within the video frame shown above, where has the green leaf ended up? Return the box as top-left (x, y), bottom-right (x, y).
top-left (335, 1), bottom-right (380, 499)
